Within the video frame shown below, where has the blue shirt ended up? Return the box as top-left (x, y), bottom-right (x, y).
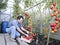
top-left (8, 20), bottom-right (23, 28)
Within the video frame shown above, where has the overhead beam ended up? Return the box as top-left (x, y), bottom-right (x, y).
top-left (25, 1), bottom-right (44, 11)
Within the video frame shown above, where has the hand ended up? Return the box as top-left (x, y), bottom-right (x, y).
top-left (26, 31), bottom-right (30, 34)
top-left (25, 34), bottom-right (28, 37)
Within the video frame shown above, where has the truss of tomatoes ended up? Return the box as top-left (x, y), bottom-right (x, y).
top-left (24, 12), bottom-right (32, 32)
top-left (50, 2), bottom-right (60, 33)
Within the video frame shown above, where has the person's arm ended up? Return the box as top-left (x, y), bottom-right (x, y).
top-left (13, 20), bottom-right (28, 37)
top-left (21, 27), bottom-right (29, 34)
top-left (16, 27), bottom-right (28, 37)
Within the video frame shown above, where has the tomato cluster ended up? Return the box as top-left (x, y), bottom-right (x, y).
top-left (50, 3), bottom-right (60, 33)
top-left (24, 12), bottom-right (32, 32)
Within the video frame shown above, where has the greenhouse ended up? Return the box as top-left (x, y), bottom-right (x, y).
top-left (0, 0), bottom-right (60, 45)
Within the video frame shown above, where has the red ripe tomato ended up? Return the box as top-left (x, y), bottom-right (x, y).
top-left (51, 27), bottom-right (55, 30)
top-left (50, 23), bottom-right (56, 27)
top-left (54, 29), bottom-right (58, 32)
top-left (55, 21), bottom-right (59, 24)
top-left (54, 13), bottom-right (57, 16)
top-left (50, 5), bottom-right (54, 9)
top-left (53, 2), bottom-right (56, 6)
top-left (55, 18), bottom-right (59, 21)
top-left (53, 8), bottom-right (57, 12)
top-left (51, 13), bottom-right (57, 17)
top-left (58, 12), bottom-right (60, 14)
top-left (51, 14), bottom-right (54, 17)
top-left (58, 25), bottom-right (60, 28)
top-left (32, 33), bottom-right (36, 37)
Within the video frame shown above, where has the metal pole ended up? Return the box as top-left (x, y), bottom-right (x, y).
top-left (46, 8), bottom-right (51, 45)
top-left (25, 1), bottom-right (44, 11)
top-left (46, 24), bottom-right (51, 45)
top-left (46, 0), bottom-right (54, 44)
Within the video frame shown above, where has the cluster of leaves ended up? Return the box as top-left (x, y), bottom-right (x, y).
top-left (0, 0), bottom-right (8, 10)
top-left (24, 0), bottom-right (33, 7)
top-left (13, 0), bottom-right (21, 19)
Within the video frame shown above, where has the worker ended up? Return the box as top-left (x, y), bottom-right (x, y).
top-left (6, 16), bottom-right (29, 41)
